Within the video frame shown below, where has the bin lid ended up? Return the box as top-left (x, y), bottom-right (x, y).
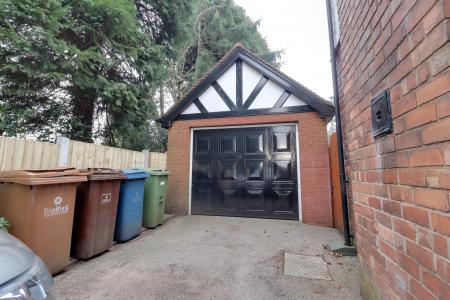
top-left (121, 169), bottom-right (150, 180)
top-left (0, 168), bottom-right (87, 186)
top-left (141, 169), bottom-right (170, 176)
top-left (82, 168), bottom-right (127, 181)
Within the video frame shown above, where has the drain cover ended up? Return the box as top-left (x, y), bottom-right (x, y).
top-left (283, 253), bottom-right (332, 280)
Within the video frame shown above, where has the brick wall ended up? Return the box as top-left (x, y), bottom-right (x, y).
top-left (335, 0), bottom-right (449, 299)
top-left (166, 112), bottom-right (333, 227)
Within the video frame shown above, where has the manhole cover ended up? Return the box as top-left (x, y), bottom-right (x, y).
top-left (283, 253), bottom-right (331, 280)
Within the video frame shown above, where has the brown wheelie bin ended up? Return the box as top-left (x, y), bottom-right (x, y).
top-left (0, 168), bottom-right (87, 274)
top-left (71, 168), bottom-right (125, 259)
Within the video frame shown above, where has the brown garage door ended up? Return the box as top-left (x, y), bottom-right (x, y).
top-left (191, 125), bottom-right (298, 220)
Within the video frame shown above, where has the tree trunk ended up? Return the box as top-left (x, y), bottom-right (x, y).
top-left (70, 86), bottom-right (95, 142)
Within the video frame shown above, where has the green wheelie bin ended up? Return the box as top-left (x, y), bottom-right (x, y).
top-left (142, 169), bottom-right (169, 228)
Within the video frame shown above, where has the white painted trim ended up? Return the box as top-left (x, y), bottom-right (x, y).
top-left (188, 128), bottom-right (194, 215)
top-left (188, 123), bottom-right (302, 222)
top-left (193, 123), bottom-right (297, 131)
top-left (295, 123), bottom-right (302, 221)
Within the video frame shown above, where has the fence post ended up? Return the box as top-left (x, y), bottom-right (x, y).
top-left (142, 150), bottom-right (149, 168)
top-left (56, 136), bottom-right (70, 167)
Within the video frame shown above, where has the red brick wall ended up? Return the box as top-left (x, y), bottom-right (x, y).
top-left (335, 0), bottom-right (449, 299)
top-left (166, 112), bottom-right (333, 227)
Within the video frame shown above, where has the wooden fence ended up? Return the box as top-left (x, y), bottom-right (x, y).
top-left (329, 132), bottom-right (343, 234)
top-left (0, 136), bottom-right (166, 171)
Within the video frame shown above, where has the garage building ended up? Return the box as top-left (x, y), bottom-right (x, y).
top-left (159, 45), bottom-right (334, 226)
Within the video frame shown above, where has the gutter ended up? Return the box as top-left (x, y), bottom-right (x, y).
top-left (325, 0), bottom-right (352, 246)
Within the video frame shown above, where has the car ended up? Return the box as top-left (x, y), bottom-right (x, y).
top-left (0, 230), bottom-right (59, 299)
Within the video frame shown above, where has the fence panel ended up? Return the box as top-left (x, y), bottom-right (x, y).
top-left (329, 133), bottom-right (343, 234)
top-left (148, 152), bottom-right (167, 169)
top-left (64, 140), bottom-right (147, 169)
top-left (0, 137), bottom-right (60, 171)
top-left (0, 136), bottom-right (166, 171)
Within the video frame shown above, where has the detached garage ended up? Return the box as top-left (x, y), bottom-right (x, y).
top-left (159, 45), bottom-right (334, 226)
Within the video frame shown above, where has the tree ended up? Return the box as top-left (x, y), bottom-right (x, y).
top-left (166, 0), bottom-right (282, 103)
top-left (0, 0), bottom-right (278, 152)
top-left (0, 0), bottom-right (191, 150)
top-left (0, 0), bottom-right (72, 140)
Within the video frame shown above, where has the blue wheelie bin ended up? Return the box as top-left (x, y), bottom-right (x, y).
top-left (114, 169), bottom-right (150, 242)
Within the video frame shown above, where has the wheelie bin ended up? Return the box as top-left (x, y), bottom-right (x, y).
top-left (114, 169), bottom-right (150, 242)
top-left (142, 169), bottom-right (169, 228)
top-left (71, 168), bottom-right (126, 259)
top-left (0, 168), bottom-right (87, 273)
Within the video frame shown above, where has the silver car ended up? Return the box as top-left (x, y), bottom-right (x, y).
top-left (0, 231), bottom-right (59, 299)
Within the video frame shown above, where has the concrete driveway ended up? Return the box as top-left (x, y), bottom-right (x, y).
top-left (55, 216), bottom-right (361, 299)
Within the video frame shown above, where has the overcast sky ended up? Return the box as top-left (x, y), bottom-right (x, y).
top-left (234, 0), bottom-right (333, 100)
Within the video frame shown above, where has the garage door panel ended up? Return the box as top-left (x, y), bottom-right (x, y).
top-left (245, 159), bottom-right (265, 181)
top-left (272, 189), bottom-right (295, 212)
top-left (217, 188), bottom-right (240, 211)
top-left (192, 125), bottom-right (298, 220)
top-left (245, 132), bottom-right (265, 154)
top-left (244, 189), bottom-right (266, 212)
top-left (192, 185), bottom-right (214, 211)
top-left (273, 160), bottom-right (293, 182)
top-left (195, 135), bottom-right (213, 156)
top-left (272, 182), bottom-right (296, 189)
top-left (272, 131), bottom-right (292, 152)
top-left (194, 161), bottom-right (213, 182)
top-left (219, 160), bottom-right (238, 181)
top-left (219, 134), bottom-right (238, 154)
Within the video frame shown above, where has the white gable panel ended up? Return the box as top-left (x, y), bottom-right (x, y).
top-left (198, 86), bottom-right (230, 112)
top-left (249, 80), bottom-right (284, 109)
top-left (181, 103), bottom-right (200, 114)
top-left (216, 63), bottom-right (236, 104)
top-left (242, 62), bottom-right (263, 101)
top-left (283, 94), bottom-right (307, 107)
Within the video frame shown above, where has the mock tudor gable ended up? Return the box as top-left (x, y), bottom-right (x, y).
top-left (179, 61), bottom-right (307, 113)
top-left (159, 45), bottom-right (334, 128)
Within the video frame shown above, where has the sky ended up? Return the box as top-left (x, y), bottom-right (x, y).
top-left (234, 0), bottom-right (333, 100)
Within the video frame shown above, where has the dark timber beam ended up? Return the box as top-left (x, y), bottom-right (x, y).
top-left (176, 105), bottom-right (314, 121)
top-left (236, 59), bottom-right (243, 109)
top-left (242, 76), bottom-right (269, 110)
top-left (193, 98), bottom-right (207, 113)
top-left (274, 91), bottom-right (291, 108)
top-left (212, 81), bottom-right (236, 111)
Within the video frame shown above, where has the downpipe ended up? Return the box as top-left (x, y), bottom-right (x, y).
top-left (325, 0), bottom-right (352, 246)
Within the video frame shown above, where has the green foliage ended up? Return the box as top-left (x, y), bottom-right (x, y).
top-left (0, 0), bottom-right (278, 151)
top-left (0, 0), bottom-right (190, 149)
top-left (0, 0), bottom-right (71, 140)
top-left (0, 217), bottom-right (11, 232)
top-left (167, 0), bottom-right (282, 101)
